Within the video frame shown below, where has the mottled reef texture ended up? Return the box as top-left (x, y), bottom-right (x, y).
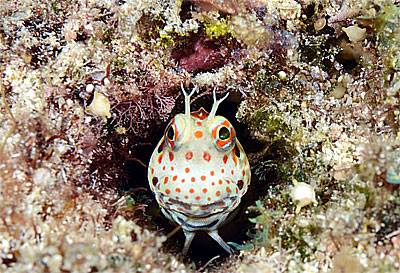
top-left (0, 0), bottom-right (399, 272)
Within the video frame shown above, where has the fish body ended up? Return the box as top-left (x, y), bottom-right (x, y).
top-left (148, 86), bottom-right (251, 254)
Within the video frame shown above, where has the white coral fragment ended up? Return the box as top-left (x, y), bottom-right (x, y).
top-left (86, 91), bottom-right (111, 121)
top-left (112, 215), bottom-right (136, 243)
top-left (290, 180), bottom-right (318, 213)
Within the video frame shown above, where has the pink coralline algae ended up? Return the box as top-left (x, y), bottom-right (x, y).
top-left (171, 32), bottom-right (233, 73)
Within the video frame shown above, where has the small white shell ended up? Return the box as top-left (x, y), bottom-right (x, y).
top-left (87, 91), bottom-right (111, 121)
top-left (342, 24), bottom-right (366, 43)
top-left (314, 17), bottom-right (326, 31)
top-left (290, 180), bottom-right (318, 213)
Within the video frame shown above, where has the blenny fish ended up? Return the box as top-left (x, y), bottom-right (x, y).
top-left (148, 85), bottom-right (251, 254)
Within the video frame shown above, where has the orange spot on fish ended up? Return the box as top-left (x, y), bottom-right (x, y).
top-left (166, 189), bottom-right (171, 194)
top-left (173, 175), bottom-right (178, 181)
top-left (164, 177), bottom-right (168, 184)
top-left (194, 131), bottom-right (203, 139)
top-left (210, 170), bottom-right (215, 176)
top-left (226, 187), bottom-right (231, 193)
top-left (216, 191), bottom-right (221, 196)
top-left (201, 175), bottom-right (206, 181)
top-left (185, 167), bottom-right (190, 173)
top-left (195, 196), bottom-right (201, 200)
top-left (189, 188), bottom-right (194, 194)
top-left (185, 151), bottom-right (193, 160)
top-left (223, 155), bottom-right (228, 164)
top-left (238, 180), bottom-right (244, 190)
top-left (157, 153), bottom-right (163, 164)
top-left (191, 177), bottom-right (196, 182)
top-left (175, 188), bottom-right (181, 192)
top-left (152, 177), bottom-right (158, 186)
top-left (169, 152), bottom-right (174, 161)
top-left (232, 155), bottom-right (238, 167)
top-left (203, 152), bottom-right (211, 162)
top-left (202, 188), bottom-right (208, 193)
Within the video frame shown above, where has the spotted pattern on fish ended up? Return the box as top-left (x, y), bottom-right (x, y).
top-left (148, 85), bottom-right (251, 254)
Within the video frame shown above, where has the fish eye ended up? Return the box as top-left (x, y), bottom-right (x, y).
top-left (210, 118), bottom-right (236, 150)
top-left (218, 126), bottom-right (230, 140)
top-left (167, 125), bottom-right (175, 141)
top-left (164, 115), bottom-right (185, 149)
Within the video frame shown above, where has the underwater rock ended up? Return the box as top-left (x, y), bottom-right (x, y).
top-left (171, 31), bottom-right (231, 73)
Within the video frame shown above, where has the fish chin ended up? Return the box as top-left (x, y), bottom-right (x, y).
top-left (159, 193), bottom-right (238, 217)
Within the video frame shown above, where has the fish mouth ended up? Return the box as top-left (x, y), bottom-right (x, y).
top-left (177, 217), bottom-right (220, 229)
top-left (160, 207), bottom-right (224, 231)
top-left (159, 193), bottom-right (238, 218)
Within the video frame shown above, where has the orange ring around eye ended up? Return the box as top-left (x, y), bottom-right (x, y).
top-left (165, 123), bottom-right (176, 148)
top-left (165, 116), bottom-right (184, 149)
top-left (211, 119), bottom-right (235, 149)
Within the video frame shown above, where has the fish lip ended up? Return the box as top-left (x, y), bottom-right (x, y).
top-left (162, 195), bottom-right (236, 207)
top-left (175, 209), bottom-right (223, 219)
top-left (160, 194), bottom-right (237, 217)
